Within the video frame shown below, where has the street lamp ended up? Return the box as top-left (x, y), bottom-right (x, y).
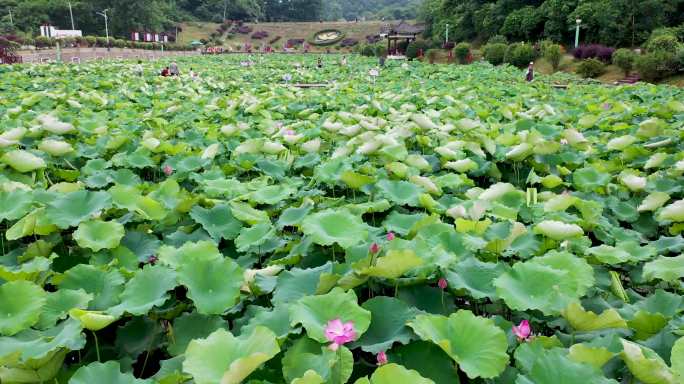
top-left (68, 1), bottom-right (75, 30)
top-left (445, 23), bottom-right (450, 43)
top-left (574, 19), bottom-right (582, 48)
top-left (96, 9), bottom-right (110, 51)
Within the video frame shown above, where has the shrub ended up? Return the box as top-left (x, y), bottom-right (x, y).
top-left (237, 25), bottom-right (252, 34)
top-left (488, 35), bottom-right (507, 45)
top-left (85, 36), bottom-right (97, 47)
top-left (340, 38), bottom-right (358, 48)
top-left (113, 39), bottom-right (126, 48)
top-left (96, 36), bottom-right (108, 47)
top-left (573, 44), bottom-right (614, 63)
top-left (543, 43), bottom-right (562, 71)
top-left (406, 40), bottom-right (429, 60)
top-left (360, 45), bottom-right (375, 57)
top-left (442, 41), bottom-right (455, 50)
top-left (612, 48), bottom-right (637, 76)
top-left (426, 48), bottom-right (440, 63)
top-left (646, 34), bottom-right (681, 54)
top-left (366, 35), bottom-right (381, 44)
top-left (0, 37), bottom-right (20, 50)
top-left (505, 42), bottom-right (536, 68)
top-left (252, 31), bottom-right (268, 39)
top-left (596, 46), bottom-right (615, 63)
top-left (677, 49), bottom-right (684, 72)
top-left (483, 43), bottom-right (507, 65)
top-left (635, 52), bottom-right (678, 81)
top-left (576, 58), bottom-right (605, 78)
top-left (454, 42), bottom-right (470, 64)
top-left (375, 45), bottom-right (387, 57)
top-left (286, 38), bottom-right (304, 47)
top-left (34, 36), bottom-right (53, 48)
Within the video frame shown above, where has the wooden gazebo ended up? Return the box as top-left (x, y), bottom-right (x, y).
top-left (380, 21), bottom-right (425, 56)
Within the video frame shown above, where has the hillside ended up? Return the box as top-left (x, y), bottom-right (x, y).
top-left (178, 20), bottom-right (398, 51)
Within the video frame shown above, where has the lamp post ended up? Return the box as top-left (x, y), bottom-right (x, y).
top-left (8, 9), bottom-right (13, 27)
top-left (96, 9), bottom-right (109, 52)
top-left (445, 23), bottom-right (450, 43)
top-left (574, 19), bottom-right (582, 48)
top-left (68, 1), bottom-right (75, 30)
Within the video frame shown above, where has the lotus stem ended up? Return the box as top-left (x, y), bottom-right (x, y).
top-left (91, 330), bottom-right (101, 362)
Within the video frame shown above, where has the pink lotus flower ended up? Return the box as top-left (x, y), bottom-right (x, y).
top-left (386, 232), bottom-right (395, 241)
top-left (370, 243), bottom-right (380, 254)
top-left (376, 351), bottom-right (388, 366)
top-left (602, 103), bottom-right (611, 110)
top-left (163, 165), bottom-right (173, 176)
top-left (512, 320), bottom-right (531, 341)
top-left (324, 319), bottom-right (357, 351)
top-left (438, 278), bottom-right (448, 290)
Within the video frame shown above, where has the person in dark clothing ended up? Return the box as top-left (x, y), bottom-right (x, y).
top-left (317, 57), bottom-right (323, 69)
top-left (161, 67), bottom-right (170, 77)
top-left (526, 62), bottom-right (534, 82)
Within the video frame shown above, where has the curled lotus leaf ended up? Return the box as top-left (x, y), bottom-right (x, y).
top-left (73, 220), bottom-right (125, 252)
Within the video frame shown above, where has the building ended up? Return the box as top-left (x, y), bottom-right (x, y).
top-left (39, 24), bottom-right (82, 39)
top-left (380, 21), bottom-right (425, 56)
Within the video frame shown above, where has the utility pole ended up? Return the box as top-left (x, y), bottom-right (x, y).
top-left (68, 1), bottom-right (75, 30)
top-left (445, 23), bottom-right (449, 43)
top-left (574, 19), bottom-right (582, 48)
top-left (97, 9), bottom-right (110, 52)
top-left (223, 0), bottom-right (228, 22)
top-left (8, 9), bottom-right (13, 27)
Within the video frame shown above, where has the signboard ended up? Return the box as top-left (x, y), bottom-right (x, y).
top-left (40, 25), bottom-right (82, 39)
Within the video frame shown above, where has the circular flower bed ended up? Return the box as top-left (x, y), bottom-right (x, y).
top-left (310, 29), bottom-right (345, 46)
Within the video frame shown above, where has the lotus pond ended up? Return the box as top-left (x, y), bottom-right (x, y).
top-left (0, 55), bottom-right (684, 384)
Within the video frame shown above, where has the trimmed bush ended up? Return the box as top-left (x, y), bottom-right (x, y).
top-left (339, 38), bottom-right (358, 48)
top-left (406, 40), bottom-right (428, 60)
top-left (454, 42), bottom-right (471, 64)
top-left (366, 35), bottom-right (381, 44)
top-left (646, 34), bottom-right (681, 54)
top-left (488, 35), bottom-right (507, 45)
top-left (85, 36), bottom-right (96, 47)
top-left (442, 41), bottom-right (455, 49)
top-left (483, 43), bottom-right (507, 65)
top-left (613, 48), bottom-right (637, 76)
top-left (375, 45), bottom-right (387, 57)
top-left (576, 58), bottom-right (605, 78)
top-left (34, 36), bottom-right (54, 48)
top-left (543, 43), bottom-right (562, 71)
top-left (252, 31), bottom-right (269, 39)
top-left (505, 42), bottom-right (536, 68)
top-left (573, 44), bottom-right (614, 62)
top-left (635, 52), bottom-right (678, 82)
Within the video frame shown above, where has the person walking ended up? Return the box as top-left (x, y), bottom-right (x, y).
top-left (526, 62), bottom-right (534, 82)
top-left (169, 62), bottom-right (180, 76)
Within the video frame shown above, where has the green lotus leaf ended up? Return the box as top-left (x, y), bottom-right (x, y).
top-left (0, 348), bottom-right (67, 384)
top-left (643, 255), bottom-right (684, 282)
top-left (620, 339), bottom-right (676, 384)
top-left (445, 257), bottom-right (508, 300)
top-left (301, 209), bottom-right (368, 248)
top-left (282, 337), bottom-right (353, 384)
top-left (359, 249), bottom-right (423, 279)
top-left (121, 231), bottom-right (161, 262)
top-left (108, 265), bottom-right (178, 317)
top-left (168, 311), bottom-right (228, 356)
top-left (376, 179), bottom-right (423, 207)
top-left (638, 192), bottom-right (671, 212)
top-left (249, 185), bottom-right (295, 204)
top-left (1, 150), bottom-right (46, 173)
top-left (672, 337), bottom-right (684, 382)
top-left (230, 201), bottom-right (270, 224)
top-left (408, 310), bottom-right (509, 379)
top-left (340, 171), bottom-right (375, 189)
top-left (177, 255), bottom-right (243, 315)
top-left (494, 251), bottom-right (593, 315)
top-left (277, 200), bottom-right (314, 228)
top-left (45, 190), bottom-right (112, 228)
top-left (69, 361), bottom-right (153, 384)
top-left (390, 341), bottom-right (461, 383)
top-left (109, 185), bottom-right (167, 220)
top-left (0, 281), bottom-right (47, 336)
top-left (36, 289), bottom-right (92, 329)
top-left (189, 204), bottom-right (243, 241)
top-left (151, 355), bottom-right (185, 384)
top-left (382, 210), bottom-right (427, 236)
top-left (533, 220), bottom-right (583, 240)
top-left (0, 190), bottom-right (33, 222)
top-left (0, 318), bottom-right (85, 363)
top-left (289, 287), bottom-right (371, 344)
top-left (237, 305), bottom-right (292, 340)
top-left (5, 208), bottom-right (58, 240)
top-left (73, 220), bottom-right (125, 251)
top-left (568, 344), bottom-right (615, 370)
top-left (182, 326), bottom-right (280, 384)
top-left (60, 265), bottom-right (125, 310)
top-left (115, 317), bottom-right (163, 359)
top-left (235, 222), bottom-right (275, 252)
top-left (627, 311), bottom-right (669, 340)
top-left (272, 264), bottom-right (333, 305)
top-left (157, 240), bottom-right (222, 269)
top-left (586, 245), bottom-right (632, 264)
top-left (351, 296), bottom-right (419, 354)
top-left (358, 363), bottom-right (435, 384)
top-left (561, 302), bottom-right (628, 332)
top-left (0, 256), bottom-right (52, 282)
top-left (635, 289), bottom-right (683, 318)
top-left (516, 346), bottom-right (617, 384)
top-left (291, 370), bottom-right (326, 384)
top-left (658, 200), bottom-right (684, 222)
top-left (572, 167), bottom-right (610, 192)
top-left (68, 308), bottom-right (117, 331)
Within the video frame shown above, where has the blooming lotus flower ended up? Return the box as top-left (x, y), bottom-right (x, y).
top-left (602, 103), bottom-right (611, 110)
top-left (324, 319), bottom-right (357, 351)
top-left (283, 73), bottom-right (292, 82)
top-left (369, 69), bottom-right (379, 77)
top-left (370, 243), bottom-right (380, 254)
top-left (438, 278), bottom-right (448, 290)
top-left (386, 232), bottom-right (395, 241)
top-left (376, 351), bottom-right (388, 366)
top-left (512, 320), bottom-right (531, 341)
top-left (163, 165), bottom-right (173, 176)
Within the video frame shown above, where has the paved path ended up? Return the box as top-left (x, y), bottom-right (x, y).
top-left (17, 47), bottom-right (200, 63)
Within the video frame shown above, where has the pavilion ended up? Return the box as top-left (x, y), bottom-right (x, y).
top-left (380, 21), bottom-right (425, 56)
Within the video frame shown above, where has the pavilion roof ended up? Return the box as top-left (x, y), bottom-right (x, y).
top-left (380, 21), bottom-right (425, 35)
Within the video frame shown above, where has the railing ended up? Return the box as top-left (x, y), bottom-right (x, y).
top-left (0, 47), bottom-right (22, 64)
